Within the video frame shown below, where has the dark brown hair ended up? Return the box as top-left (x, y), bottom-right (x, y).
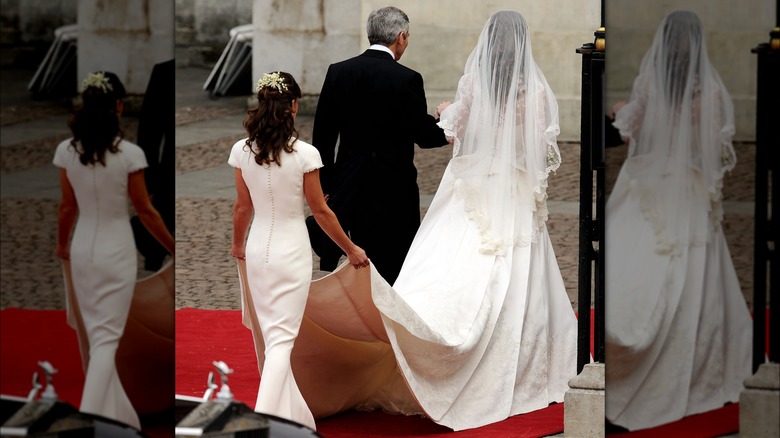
top-left (68, 71), bottom-right (127, 166)
top-left (244, 71), bottom-right (302, 166)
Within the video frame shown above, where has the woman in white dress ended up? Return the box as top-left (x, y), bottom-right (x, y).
top-left (55, 71), bottom-right (175, 429)
top-left (249, 11), bottom-right (577, 431)
top-left (229, 71), bottom-right (369, 430)
top-left (605, 11), bottom-right (752, 430)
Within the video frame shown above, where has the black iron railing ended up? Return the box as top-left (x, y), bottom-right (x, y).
top-left (575, 27), bottom-right (606, 373)
top-left (751, 25), bottom-right (780, 371)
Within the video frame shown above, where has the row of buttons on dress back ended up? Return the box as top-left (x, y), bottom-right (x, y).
top-left (265, 169), bottom-right (274, 264)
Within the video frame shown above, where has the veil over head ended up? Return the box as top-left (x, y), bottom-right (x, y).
top-left (438, 11), bottom-right (560, 255)
top-left (613, 11), bottom-right (735, 254)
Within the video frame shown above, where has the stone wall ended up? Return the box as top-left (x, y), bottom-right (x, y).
top-left (0, 0), bottom-right (77, 44)
top-left (0, 0), bottom-right (77, 66)
top-left (175, 0), bottom-right (251, 65)
top-left (78, 0), bottom-right (175, 95)
top-left (607, 0), bottom-right (773, 140)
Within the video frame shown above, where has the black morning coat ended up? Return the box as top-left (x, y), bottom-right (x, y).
top-left (310, 49), bottom-right (448, 284)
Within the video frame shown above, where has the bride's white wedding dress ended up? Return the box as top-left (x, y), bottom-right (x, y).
top-left (604, 11), bottom-right (752, 431)
top-left (236, 12), bottom-right (577, 431)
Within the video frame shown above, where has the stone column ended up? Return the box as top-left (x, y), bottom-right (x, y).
top-left (740, 363), bottom-right (780, 437)
top-left (252, 0), bottom-right (360, 110)
top-left (77, 0), bottom-right (174, 95)
top-left (564, 362), bottom-right (605, 437)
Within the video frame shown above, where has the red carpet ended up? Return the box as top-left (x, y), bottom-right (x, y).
top-left (609, 403), bottom-right (739, 437)
top-left (175, 308), bottom-right (565, 437)
top-left (1, 309), bottom-right (85, 405)
top-left (3, 307), bottom-right (770, 437)
top-left (0, 308), bottom-right (172, 438)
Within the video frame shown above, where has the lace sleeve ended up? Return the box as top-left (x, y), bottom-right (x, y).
top-left (714, 85), bottom-right (736, 172)
top-left (613, 74), bottom-right (649, 154)
top-left (437, 74), bottom-right (474, 157)
top-left (531, 81), bottom-right (561, 229)
top-left (534, 82), bottom-right (560, 171)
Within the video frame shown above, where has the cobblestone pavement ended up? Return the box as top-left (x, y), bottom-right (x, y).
top-left (0, 66), bottom-right (759, 315)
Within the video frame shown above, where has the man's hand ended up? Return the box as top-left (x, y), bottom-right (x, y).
top-left (434, 101), bottom-right (452, 119)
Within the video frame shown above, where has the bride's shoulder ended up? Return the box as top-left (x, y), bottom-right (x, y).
top-left (458, 73), bottom-right (475, 87)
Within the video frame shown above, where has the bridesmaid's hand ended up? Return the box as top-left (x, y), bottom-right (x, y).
top-left (55, 245), bottom-right (69, 260)
top-left (231, 245), bottom-right (246, 260)
top-left (347, 245), bottom-right (369, 269)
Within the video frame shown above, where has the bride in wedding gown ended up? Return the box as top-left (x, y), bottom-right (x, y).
top-left (604, 11), bottom-right (752, 431)
top-left (238, 11), bottom-right (577, 431)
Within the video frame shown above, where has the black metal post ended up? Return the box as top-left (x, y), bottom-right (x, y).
top-left (576, 26), bottom-right (606, 373)
top-left (576, 43), bottom-right (593, 373)
top-left (751, 26), bottom-right (780, 371)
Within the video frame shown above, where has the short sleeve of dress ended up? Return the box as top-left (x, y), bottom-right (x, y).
top-left (121, 141), bottom-right (149, 173)
top-left (295, 141), bottom-right (324, 173)
top-left (228, 139), bottom-right (248, 169)
top-left (52, 139), bottom-right (74, 168)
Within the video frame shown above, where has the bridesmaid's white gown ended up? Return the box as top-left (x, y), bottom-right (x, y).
top-left (53, 138), bottom-right (147, 429)
top-left (228, 138), bottom-right (323, 430)
top-left (233, 141), bottom-right (578, 431)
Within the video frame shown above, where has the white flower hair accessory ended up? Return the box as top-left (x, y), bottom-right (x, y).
top-left (256, 72), bottom-right (288, 93)
top-left (80, 72), bottom-right (113, 93)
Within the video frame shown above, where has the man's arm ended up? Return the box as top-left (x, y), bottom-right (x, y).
top-left (312, 65), bottom-right (340, 193)
top-left (407, 72), bottom-right (448, 149)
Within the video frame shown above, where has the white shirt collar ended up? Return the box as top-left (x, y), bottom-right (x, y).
top-left (368, 44), bottom-right (396, 60)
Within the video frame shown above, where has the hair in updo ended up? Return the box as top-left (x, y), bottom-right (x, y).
top-left (244, 71), bottom-right (302, 166)
top-left (68, 71), bottom-right (127, 166)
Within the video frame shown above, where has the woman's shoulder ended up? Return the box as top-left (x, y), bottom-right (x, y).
top-left (55, 138), bottom-right (75, 153)
top-left (117, 139), bottom-right (143, 154)
top-left (228, 138), bottom-right (251, 168)
top-left (233, 138), bottom-right (250, 149)
top-left (117, 139), bottom-right (146, 161)
top-left (53, 138), bottom-right (76, 167)
top-left (116, 139), bottom-right (148, 171)
top-left (292, 140), bottom-right (323, 172)
top-left (293, 139), bottom-right (317, 153)
top-left (54, 138), bottom-right (71, 153)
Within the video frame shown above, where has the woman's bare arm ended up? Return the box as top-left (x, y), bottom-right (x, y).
top-left (303, 169), bottom-right (368, 269)
top-left (231, 169), bottom-right (253, 260)
top-left (56, 169), bottom-right (78, 260)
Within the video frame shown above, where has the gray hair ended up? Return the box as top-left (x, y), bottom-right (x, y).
top-left (367, 6), bottom-right (409, 45)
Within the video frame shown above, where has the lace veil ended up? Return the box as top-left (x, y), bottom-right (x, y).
top-left (438, 11), bottom-right (560, 255)
top-left (613, 11), bottom-right (735, 254)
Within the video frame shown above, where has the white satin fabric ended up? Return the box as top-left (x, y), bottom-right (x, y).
top-left (605, 11), bottom-right (752, 431)
top-left (382, 162), bottom-right (577, 430)
top-left (54, 138), bottom-right (148, 429)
